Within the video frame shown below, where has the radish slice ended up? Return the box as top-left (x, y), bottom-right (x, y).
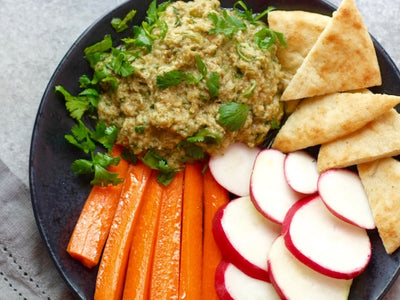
top-left (268, 236), bottom-right (352, 300)
top-left (215, 261), bottom-right (280, 300)
top-left (250, 149), bottom-right (304, 224)
top-left (282, 195), bottom-right (371, 279)
top-left (209, 143), bottom-right (260, 196)
top-left (213, 196), bottom-right (281, 281)
top-left (284, 151), bottom-right (319, 194)
top-left (318, 169), bottom-right (375, 229)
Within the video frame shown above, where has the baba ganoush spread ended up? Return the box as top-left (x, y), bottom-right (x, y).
top-left (97, 0), bottom-right (284, 169)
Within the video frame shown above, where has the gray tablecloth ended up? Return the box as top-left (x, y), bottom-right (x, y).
top-left (1, 0), bottom-right (400, 299)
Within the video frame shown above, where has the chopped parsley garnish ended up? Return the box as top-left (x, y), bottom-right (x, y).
top-left (111, 9), bottom-right (137, 33)
top-left (55, 85), bottom-right (98, 120)
top-left (63, 120), bottom-right (121, 186)
top-left (206, 72), bottom-right (220, 98)
top-left (156, 56), bottom-right (220, 98)
top-left (254, 28), bottom-right (287, 50)
top-left (208, 10), bottom-right (246, 38)
top-left (156, 70), bottom-right (184, 89)
top-left (233, 1), bottom-right (275, 24)
top-left (218, 102), bottom-right (249, 131)
top-left (142, 149), bottom-right (177, 186)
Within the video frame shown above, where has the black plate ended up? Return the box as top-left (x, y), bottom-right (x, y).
top-left (29, 0), bottom-right (400, 299)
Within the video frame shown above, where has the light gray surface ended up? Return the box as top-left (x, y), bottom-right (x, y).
top-left (0, 0), bottom-right (399, 298)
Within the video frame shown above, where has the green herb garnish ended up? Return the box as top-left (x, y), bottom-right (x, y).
top-left (218, 102), bottom-right (249, 131)
top-left (142, 149), bottom-right (177, 185)
top-left (111, 9), bottom-right (137, 33)
top-left (254, 28), bottom-right (287, 50)
top-left (206, 72), bottom-right (220, 98)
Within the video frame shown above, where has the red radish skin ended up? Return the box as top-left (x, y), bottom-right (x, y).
top-left (282, 195), bottom-right (371, 279)
top-left (284, 151), bottom-right (319, 194)
top-left (209, 143), bottom-right (260, 196)
top-left (215, 261), bottom-right (280, 300)
top-left (268, 236), bottom-right (352, 300)
top-left (212, 196), bottom-right (281, 281)
top-left (250, 149), bottom-right (304, 224)
top-left (318, 169), bottom-right (375, 230)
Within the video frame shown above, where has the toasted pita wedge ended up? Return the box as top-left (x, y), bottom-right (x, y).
top-left (358, 158), bottom-right (400, 254)
top-left (272, 93), bottom-right (400, 153)
top-left (318, 109), bottom-right (400, 172)
top-left (268, 10), bottom-right (330, 86)
top-left (281, 0), bottom-right (381, 101)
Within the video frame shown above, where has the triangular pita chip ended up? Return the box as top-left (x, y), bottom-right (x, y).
top-left (268, 10), bottom-right (330, 87)
top-left (281, 0), bottom-right (381, 101)
top-left (318, 109), bottom-right (400, 172)
top-left (272, 93), bottom-right (400, 152)
top-left (358, 158), bottom-right (400, 254)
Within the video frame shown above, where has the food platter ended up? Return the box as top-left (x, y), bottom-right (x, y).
top-left (29, 0), bottom-right (400, 299)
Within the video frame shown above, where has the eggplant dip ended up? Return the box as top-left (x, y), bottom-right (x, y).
top-left (56, 0), bottom-right (286, 185)
top-left (96, 0), bottom-right (285, 168)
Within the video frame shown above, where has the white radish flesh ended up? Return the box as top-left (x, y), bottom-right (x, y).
top-left (282, 195), bottom-right (371, 279)
top-left (284, 150), bottom-right (319, 194)
top-left (268, 236), bottom-right (352, 300)
top-left (250, 149), bottom-right (304, 224)
top-left (209, 143), bottom-right (260, 196)
top-left (215, 261), bottom-right (280, 300)
top-left (318, 169), bottom-right (375, 229)
top-left (212, 196), bottom-right (281, 281)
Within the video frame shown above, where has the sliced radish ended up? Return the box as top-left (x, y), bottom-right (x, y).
top-left (215, 261), bottom-right (280, 300)
top-left (268, 236), bottom-right (352, 300)
top-left (250, 149), bottom-right (304, 224)
top-left (318, 169), bottom-right (375, 229)
top-left (282, 195), bottom-right (371, 279)
top-left (209, 143), bottom-right (260, 196)
top-left (213, 196), bottom-right (281, 281)
top-left (284, 150), bottom-right (319, 194)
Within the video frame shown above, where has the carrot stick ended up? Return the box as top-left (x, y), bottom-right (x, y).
top-left (122, 172), bottom-right (164, 300)
top-left (94, 161), bottom-right (152, 300)
top-left (179, 162), bottom-right (204, 300)
top-left (202, 167), bottom-right (230, 300)
top-left (149, 170), bottom-right (184, 300)
top-left (67, 145), bottom-right (128, 268)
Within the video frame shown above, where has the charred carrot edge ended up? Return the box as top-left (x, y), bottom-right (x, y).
top-left (67, 145), bottom-right (129, 268)
top-left (179, 162), bottom-right (204, 300)
top-left (149, 170), bottom-right (184, 300)
top-left (94, 162), bottom-right (152, 300)
top-left (122, 171), bottom-right (164, 300)
top-left (202, 167), bottom-right (230, 300)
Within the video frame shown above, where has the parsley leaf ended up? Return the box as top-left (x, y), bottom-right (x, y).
top-left (55, 85), bottom-right (97, 120)
top-left (254, 28), bottom-right (287, 50)
top-left (208, 10), bottom-right (246, 38)
top-left (218, 102), bottom-right (249, 131)
top-left (111, 9), bottom-right (137, 33)
top-left (71, 152), bottom-right (122, 187)
top-left (206, 72), bottom-right (220, 98)
top-left (156, 70), bottom-right (184, 89)
top-left (142, 149), bottom-right (177, 185)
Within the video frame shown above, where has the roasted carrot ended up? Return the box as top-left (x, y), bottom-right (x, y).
top-left (179, 162), bottom-right (204, 300)
top-left (94, 162), bottom-right (152, 300)
top-left (149, 170), bottom-right (184, 300)
top-left (122, 171), bottom-right (164, 300)
top-left (67, 145), bottom-right (128, 268)
top-left (202, 167), bottom-right (230, 300)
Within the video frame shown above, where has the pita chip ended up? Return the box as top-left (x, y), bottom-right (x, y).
top-left (358, 158), bottom-right (400, 254)
top-left (281, 0), bottom-right (381, 101)
top-left (268, 10), bottom-right (330, 86)
top-left (318, 109), bottom-right (400, 172)
top-left (272, 92), bottom-right (400, 153)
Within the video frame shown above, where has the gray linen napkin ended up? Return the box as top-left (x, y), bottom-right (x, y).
top-left (0, 159), bottom-right (74, 300)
